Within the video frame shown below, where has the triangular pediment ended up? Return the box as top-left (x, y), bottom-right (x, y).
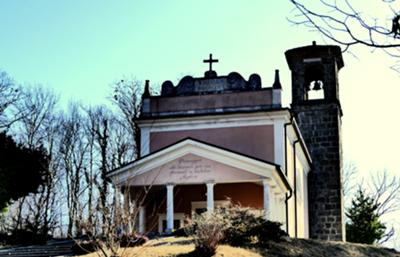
top-left (108, 138), bottom-right (290, 192)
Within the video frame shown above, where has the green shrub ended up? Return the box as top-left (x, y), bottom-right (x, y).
top-left (248, 218), bottom-right (287, 244)
top-left (220, 205), bottom-right (260, 246)
top-left (220, 203), bottom-right (287, 246)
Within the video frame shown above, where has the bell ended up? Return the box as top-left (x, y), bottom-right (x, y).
top-left (313, 80), bottom-right (322, 90)
top-left (306, 82), bottom-right (312, 91)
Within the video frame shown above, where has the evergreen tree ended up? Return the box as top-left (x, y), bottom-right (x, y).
top-left (346, 188), bottom-right (386, 244)
top-left (0, 132), bottom-right (49, 211)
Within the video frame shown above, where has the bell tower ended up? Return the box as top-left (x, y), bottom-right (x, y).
top-left (285, 42), bottom-right (345, 241)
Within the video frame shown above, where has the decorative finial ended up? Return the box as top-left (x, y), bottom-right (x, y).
top-left (143, 80), bottom-right (151, 98)
top-left (203, 53), bottom-right (218, 78)
top-left (273, 69), bottom-right (282, 89)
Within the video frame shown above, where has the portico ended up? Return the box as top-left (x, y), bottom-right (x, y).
top-left (108, 138), bottom-right (291, 233)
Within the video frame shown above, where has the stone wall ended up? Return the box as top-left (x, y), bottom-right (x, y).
top-left (292, 103), bottom-right (344, 240)
top-left (286, 43), bottom-right (344, 241)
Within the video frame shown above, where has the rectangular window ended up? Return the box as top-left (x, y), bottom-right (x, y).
top-left (190, 200), bottom-right (230, 214)
top-left (161, 220), bottom-right (181, 232)
top-left (158, 213), bottom-right (185, 233)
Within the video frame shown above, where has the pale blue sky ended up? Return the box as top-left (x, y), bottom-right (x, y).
top-left (0, 1), bottom-right (312, 104)
top-left (1, 0), bottom-right (399, 180)
top-left (2, 0), bottom-right (400, 247)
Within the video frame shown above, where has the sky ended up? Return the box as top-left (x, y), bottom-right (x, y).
top-left (1, 0), bottom-right (400, 247)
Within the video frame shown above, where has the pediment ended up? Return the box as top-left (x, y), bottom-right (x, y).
top-left (108, 138), bottom-right (290, 192)
top-left (122, 153), bottom-right (265, 186)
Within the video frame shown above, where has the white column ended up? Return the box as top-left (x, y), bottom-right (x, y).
top-left (274, 192), bottom-right (281, 221)
top-left (206, 182), bottom-right (215, 213)
top-left (270, 188), bottom-right (276, 221)
top-left (263, 180), bottom-right (270, 220)
top-left (138, 206), bottom-right (146, 233)
top-left (269, 185), bottom-right (278, 221)
top-left (166, 184), bottom-right (174, 233)
top-left (115, 186), bottom-right (121, 210)
top-left (279, 195), bottom-right (286, 225)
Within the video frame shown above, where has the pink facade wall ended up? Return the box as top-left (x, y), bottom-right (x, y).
top-left (148, 90), bottom-right (272, 114)
top-left (150, 125), bottom-right (274, 162)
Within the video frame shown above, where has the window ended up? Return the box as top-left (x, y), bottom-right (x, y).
top-left (161, 220), bottom-right (181, 231)
top-left (158, 213), bottom-right (185, 233)
top-left (190, 200), bottom-right (230, 214)
top-left (194, 208), bottom-right (207, 215)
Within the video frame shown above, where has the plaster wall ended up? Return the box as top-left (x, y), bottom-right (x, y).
top-left (147, 90), bottom-right (273, 114)
top-left (286, 135), bottom-right (310, 238)
top-left (150, 125), bottom-right (274, 162)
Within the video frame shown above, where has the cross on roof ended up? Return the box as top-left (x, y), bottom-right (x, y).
top-left (203, 53), bottom-right (218, 72)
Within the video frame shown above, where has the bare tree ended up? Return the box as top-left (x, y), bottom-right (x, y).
top-left (368, 170), bottom-right (400, 243)
top-left (59, 104), bottom-right (89, 237)
top-left (77, 186), bottom-right (150, 257)
top-left (14, 86), bottom-right (58, 148)
top-left (343, 160), bottom-right (358, 197)
top-left (111, 79), bottom-right (143, 159)
top-left (369, 170), bottom-right (400, 217)
top-left (0, 70), bottom-right (22, 129)
top-left (82, 113), bottom-right (98, 236)
top-left (86, 106), bottom-right (113, 232)
top-left (0, 73), bottom-right (157, 248)
top-left (4, 86), bottom-right (60, 237)
top-left (289, 0), bottom-right (400, 68)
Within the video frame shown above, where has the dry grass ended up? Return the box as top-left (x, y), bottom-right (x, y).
top-left (79, 236), bottom-right (400, 257)
top-left (79, 236), bottom-right (261, 257)
top-left (257, 238), bottom-right (400, 257)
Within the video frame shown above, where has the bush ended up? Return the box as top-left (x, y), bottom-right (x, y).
top-left (10, 229), bottom-right (49, 245)
top-left (189, 202), bottom-right (287, 255)
top-left (72, 233), bottom-right (148, 255)
top-left (163, 203), bottom-right (287, 251)
top-left (72, 241), bottom-right (97, 255)
top-left (190, 210), bottom-right (230, 257)
top-left (0, 232), bottom-right (8, 246)
top-left (119, 233), bottom-right (148, 247)
top-left (172, 227), bottom-right (188, 237)
top-left (220, 204), bottom-right (287, 246)
top-left (248, 218), bottom-right (287, 244)
top-left (221, 205), bottom-right (261, 246)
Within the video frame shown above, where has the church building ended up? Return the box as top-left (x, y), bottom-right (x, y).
top-left (108, 42), bottom-right (345, 241)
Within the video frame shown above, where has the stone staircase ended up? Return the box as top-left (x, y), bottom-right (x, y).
top-left (0, 239), bottom-right (75, 257)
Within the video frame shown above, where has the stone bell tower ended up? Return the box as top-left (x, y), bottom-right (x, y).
top-left (285, 42), bottom-right (345, 241)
